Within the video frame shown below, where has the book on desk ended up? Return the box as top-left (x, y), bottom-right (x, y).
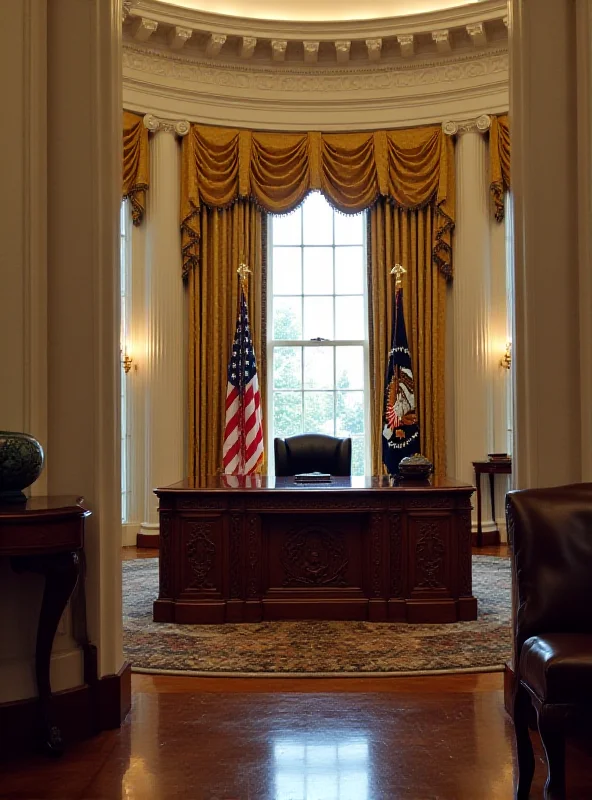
top-left (294, 472), bottom-right (332, 483)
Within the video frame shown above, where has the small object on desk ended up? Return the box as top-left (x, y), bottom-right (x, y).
top-left (488, 452), bottom-right (511, 462)
top-left (397, 454), bottom-right (433, 481)
top-left (294, 472), bottom-right (332, 483)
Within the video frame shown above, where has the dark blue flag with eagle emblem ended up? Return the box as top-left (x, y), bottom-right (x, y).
top-left (382, 286), bottom-right (420, 475)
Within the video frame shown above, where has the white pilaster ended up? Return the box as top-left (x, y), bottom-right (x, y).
top-left (121, 213), bottom-right (147, 546)
top-left (510, 0), bottom-right (584, 488)
top-left (489, 209), bottom-right (510, 540)
top-left (445, 116), bottom-right (494, 532)
top-left (140, 115), bottom-right (188, 541)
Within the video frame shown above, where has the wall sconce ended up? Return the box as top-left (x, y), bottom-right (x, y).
top-left (121, 349), bottom-right (133, 374)
top-left (500, 341), bottom-right (512, 370)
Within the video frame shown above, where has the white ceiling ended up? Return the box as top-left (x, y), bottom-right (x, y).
top-left (155, 0), bottom-right (484, 23)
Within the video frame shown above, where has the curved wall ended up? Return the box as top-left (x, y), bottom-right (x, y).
top-left (123, 0), bottom-right (508, 130)
top-left (121, 0), bottom-right (511, 548)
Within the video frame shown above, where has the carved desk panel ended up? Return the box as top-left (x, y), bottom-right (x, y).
top-left (154, 476), bottom-right (476, 624)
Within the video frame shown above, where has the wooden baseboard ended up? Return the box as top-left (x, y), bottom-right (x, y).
top-left (137, 533), bottom-right (160, 549)
top-left (504, 661), bottom-right (515, 715)
top-left (0, 661), bottom-right (131, 759)
top-left (472, 529), bottom-right (501, 547)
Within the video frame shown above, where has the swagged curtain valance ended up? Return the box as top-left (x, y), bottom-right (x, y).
top-left (489, 114), bottom-right (510, 222)
top-left (181, 124), bottom-right (455, 280)
top-left (122, 111), bottom-right (150, 225)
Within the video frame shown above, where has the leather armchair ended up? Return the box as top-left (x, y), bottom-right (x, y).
top-left (274, 434), bottom-right (352, 477)
top-left (506, 483), bottom-right (592, 800)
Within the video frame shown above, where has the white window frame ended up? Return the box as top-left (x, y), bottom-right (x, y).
top-left (266, 196), bottom-right (371, 476)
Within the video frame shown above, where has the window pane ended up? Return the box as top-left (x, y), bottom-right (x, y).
top-left (304, 346), bottom-right (333, 389)
top-left (274, 392), bottom-right (303, 439)
top-left (304, 391), bottom-right (334, 435)
top-left (335, 295), bottom-right (364, 340)
top-left (334, 210), bottom-right (364, 245)
top-left (272, 208), bottom-right (302, 245)
top-left (274, 347), bottom-right (302, 389)
top-left (273, 297), bottom-right (302, 340)
top-left (340, 772), bottom-right (368, 800)
top-left (273, 247), bottom-right (301, 294)
top-left (335, 246), bottom-right (364, 295)
top-left (303, 296), bottom-right (333, 340)
top-left (336, 346), bottom-right (364, 390)
top-left (350, 436), bottom-right (365, 476)
top-left (303, 247), bottom-right (333, 294)
top-left (336, 391), bottom-right (364, 436)
top-left (303, 192), bottom-right (333, 245)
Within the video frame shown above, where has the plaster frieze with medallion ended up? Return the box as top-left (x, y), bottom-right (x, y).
top-left (123, 43), bottom-right (509, 131)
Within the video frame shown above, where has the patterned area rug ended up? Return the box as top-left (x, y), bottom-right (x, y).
top-left (123, 555), bottom-right (511, 677)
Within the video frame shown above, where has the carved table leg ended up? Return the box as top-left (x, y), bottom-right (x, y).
top-left (475, 469), bottom-right (483, 547)
top-left (12, 551), bottom-right (80, 756)
top-left (489, 471), bottom-right (496, 536)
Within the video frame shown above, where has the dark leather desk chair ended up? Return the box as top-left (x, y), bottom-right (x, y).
top-left (506, 483), bottom-right (592, 800)
top-left (274, 434), bottom-right (352, 477)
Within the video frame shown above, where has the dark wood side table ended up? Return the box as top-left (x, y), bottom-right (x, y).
top-left (0, 496), bottom-right (91, 756)
top-left (472, 460), bottom-right (512, 547)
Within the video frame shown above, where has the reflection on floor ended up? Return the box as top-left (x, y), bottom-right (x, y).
top-left (1, 673), bottom-right (592, 799)
top-left (273, 734), bottom-right (369, 800)
top-left (1, 543), bottom-right (590, 798)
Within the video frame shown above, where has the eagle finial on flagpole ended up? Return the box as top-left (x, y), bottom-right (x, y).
top-left (390, 263), bottom-right (406, 288)
top-left (237, 257), bottom-right (251, 284)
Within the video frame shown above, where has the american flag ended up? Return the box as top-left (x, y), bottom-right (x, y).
top-left (222, 286), bottom-right (264, 474)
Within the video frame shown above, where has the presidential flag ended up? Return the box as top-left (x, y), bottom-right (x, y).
top-left (222, 286), bottom-right (264, 474)
top-left (382, 285), bottom-right (420, 475)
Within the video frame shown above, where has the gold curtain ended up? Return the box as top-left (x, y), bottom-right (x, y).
top-left (181, 124), bottom-right (454, 279)
top-left (368, 201), bottom-right (447, 477)
top-left (122, 111), bottom-right (149, 225)
top-left (188, 201), bottom-right (266, 480)
top-left (182, 122), bottom-right (455, 478)
top-left (490, 114), bottom-right (510, 222)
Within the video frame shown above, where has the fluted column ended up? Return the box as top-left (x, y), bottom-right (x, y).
top-left (139, 115), bottom-right (189, 541)
top-left (489, 209), bottom-right (511, 539)
top-left (511, 0), bottom-right (588, 487)
top-left (445, 115), bottom-right (495, 533)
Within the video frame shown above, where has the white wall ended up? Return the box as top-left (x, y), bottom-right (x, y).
top-left (0, 0), bottom-right (123, 702)
top-left (511, 0), bottom-right (591, 488)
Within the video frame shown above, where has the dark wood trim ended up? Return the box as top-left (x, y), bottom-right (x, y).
top-left (96, 661), bottom-right (132, 731)
top-left (504, 661), bottom-right (515, 715)
top-left (0, 661), bottom-right (132, 760)
top-left (472, 529), bottom-right (501, 548)
top-left (137, 532), bottom-right (160, 549)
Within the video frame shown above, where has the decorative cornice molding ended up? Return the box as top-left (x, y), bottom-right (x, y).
top-left (128, 0), bottom-right (508, 44)
top-left (132, 17), bottom-right (158, 42)
top-left (123, 43), bottom-right (508, 94)
top-left (122, 0), bottom-right (139, 23)
top-left (124, 0), bottom-right (508, 68)
top-left (168, 26), bottom-right (193, 50)
top-left (123, 31), bottom-right (508, 132)
top-left (143, 113), bottom-right (190, 136)
top-left (442, 113), bottom-right (492, 136)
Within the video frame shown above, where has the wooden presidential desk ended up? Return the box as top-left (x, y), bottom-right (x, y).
top-left (154, 476), bottom-right (476, 625)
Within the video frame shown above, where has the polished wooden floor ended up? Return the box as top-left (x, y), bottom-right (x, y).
top-left (1, 544), bottom-right (591, 799)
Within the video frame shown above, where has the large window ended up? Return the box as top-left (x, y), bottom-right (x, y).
top-left (268, 193), bottom-right (369, 475)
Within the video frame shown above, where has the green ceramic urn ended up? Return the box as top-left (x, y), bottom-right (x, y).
top-left (0, 431), bottom-right (44, 502)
